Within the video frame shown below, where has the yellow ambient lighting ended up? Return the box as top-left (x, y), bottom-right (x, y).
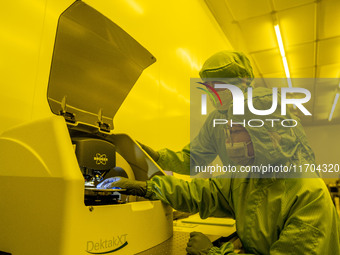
top-left (125, 0), bottom-right (144, 14)
top-left (282, 56), bottom-right (292, 88)
top-left (329, 93), bottom-right (340, 121)
top-left (176, 48), bottom-right (200, 71)
top-left (274, 25), bottom-right (285, 57)
top-left (274, 24), bottom-right (292, 88)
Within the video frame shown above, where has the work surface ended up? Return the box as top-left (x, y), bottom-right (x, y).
top-left (137, 214), bottom-right (236, 255)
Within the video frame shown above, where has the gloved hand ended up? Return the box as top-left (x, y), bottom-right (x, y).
top-left (186, 232), bottom-right (213, 255)
top-left (96, 177), bottom-right (147, 197)
top-left (138, 142), bottom-right (160, 162)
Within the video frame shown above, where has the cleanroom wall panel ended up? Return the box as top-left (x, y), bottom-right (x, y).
top-left (85, 0), bottom-right (231, 151)
top-left (0, 0), bottom-right (79, 134)
top-left (0, 1), bottom-right (47, 132)
top-left (304, 124), bottom-right (340, 182)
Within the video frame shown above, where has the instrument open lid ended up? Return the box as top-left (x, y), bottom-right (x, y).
top-left (47, 1), bottom-right (156, 132)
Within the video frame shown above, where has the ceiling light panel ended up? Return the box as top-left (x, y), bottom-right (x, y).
top-left (277, 3), bottom-right (316, 47)
top-left (251, 48), bottom-right (284, 74)
top-left (328, 93), bottom-right (339, 121)
top-left (286, 42), bottom-right (315, 70)
top-left (239, 15), bottom-right (278, 52)
top-left (319, 0), bottom-right (340, 39)
top-left (290, 67), bottom-right (315, 79)
top-left (318, 37), bottom-right (340, 66)
top-left (317, 64), bottom-right (340, 78)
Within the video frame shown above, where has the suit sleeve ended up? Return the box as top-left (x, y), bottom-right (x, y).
top-left (156, 113), bottom-right (218, 175)
top-left (145, 176), bottom-right (234, 219)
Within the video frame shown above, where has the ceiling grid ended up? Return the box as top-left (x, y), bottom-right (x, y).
top-left (204, 0), bottom-right (340, 125)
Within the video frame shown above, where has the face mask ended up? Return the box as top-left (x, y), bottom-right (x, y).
top-left (209, 90), bottom-right (232, 111)
top-left (226, 141), bottom-right (254, 166)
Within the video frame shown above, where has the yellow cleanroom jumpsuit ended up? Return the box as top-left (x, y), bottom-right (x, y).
top-left (145, 87), bottom-right (340, 254)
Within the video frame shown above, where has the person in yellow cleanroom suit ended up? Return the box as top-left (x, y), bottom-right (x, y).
top-left (98, 51), bottom-right (340, 254)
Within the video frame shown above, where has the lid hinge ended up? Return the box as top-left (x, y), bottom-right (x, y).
top-left (60, 111), bottom-right (76, 123)
top-left (60, 96), bottom-right (76, 123)
top-left (97, 122), bottom-right (110, 132)
top-left (97, 108), bottom-right (111, 132)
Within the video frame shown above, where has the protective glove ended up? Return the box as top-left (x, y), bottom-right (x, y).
top-left (138, 142), bottom-right (160, 162)
top-left (96, 177), bottom-right (147, 197)
top-left (186, 232), bottom-right (213, 255)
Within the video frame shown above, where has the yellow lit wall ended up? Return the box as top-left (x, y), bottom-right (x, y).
top-left (0, 0), bottom-right (231, 159)
top-left (85, 0), bottom-right (232, 152)
top-left (0, 0), bottom-right (76, 133)
top-left (304, 124), bottom-right (340, 183)
top-left (0, 0), bottom-right (48, 131)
